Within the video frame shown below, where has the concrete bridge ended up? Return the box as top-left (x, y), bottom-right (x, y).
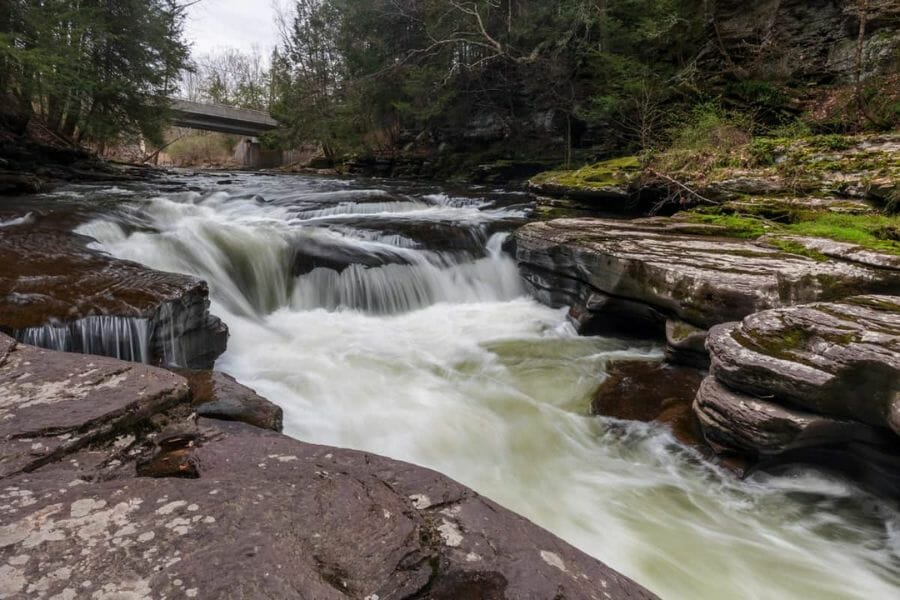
top-left (169, 99), bottom-right (278, 137)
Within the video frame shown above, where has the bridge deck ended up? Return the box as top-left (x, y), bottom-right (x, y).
top-left (169, 99), bottom-right (278, 136)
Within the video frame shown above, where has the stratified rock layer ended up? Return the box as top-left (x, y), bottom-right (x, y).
top-left (706, 296), bottom-right (900, 433)
top-left (0, 334), bottom-right (657, 599)
top-left (693, 296), bottom-right (900, 496)
top-left (0, 223), bottom-right (227, 369)
top-left (515, 218), bottom-right (899, 347)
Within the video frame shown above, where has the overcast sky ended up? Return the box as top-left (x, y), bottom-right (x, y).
top-left (183, 0), bottom-right (281, 58)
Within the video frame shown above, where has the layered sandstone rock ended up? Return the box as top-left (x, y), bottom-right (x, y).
top-left (514, 218), bottom-right (899, 348)
top-left (693, 296), bottom-right (900, 495)
top-left (0, 223), bottom-right (227, 369)
top-left (0, 334), bottom-right (658, 599)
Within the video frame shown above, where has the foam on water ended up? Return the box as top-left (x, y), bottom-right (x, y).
top-left (73, 174), bottom-right (900, 600)
top-left (0, 212), bottom-right (35, 228)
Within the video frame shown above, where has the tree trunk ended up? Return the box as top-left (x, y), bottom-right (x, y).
top-left (854, 0), bottom-right (869, 126)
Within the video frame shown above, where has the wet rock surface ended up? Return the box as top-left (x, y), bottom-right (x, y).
top-left (693, 296), bottom-right (900, 496)
top-left (178, 369), bottom-right (283, 432)
top-left (706, 296), bottom-right (900, 432)
top-left (0, 222), bottom-right (227, 369)
top-left (0, 334), bottom-right (658, 599)
top-left (515, 218), bottom-right (899, 338)
top-left (592, 360), bottom-right (706, 449)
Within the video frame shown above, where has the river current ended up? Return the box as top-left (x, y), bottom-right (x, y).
top-left (50, 173), bottom-right (900, 599)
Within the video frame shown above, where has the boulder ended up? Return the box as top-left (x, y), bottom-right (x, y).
top-left (178, 369), bottom-right (283, 432)
top-left (515, 218), bottom-right (899, 339)
top-left (693, 376), bottom-right (883, 456)
top-left (0, 224), bottom-right (227, 369)
top-left (706, 296), bottom-right (900, 433)
top-left (693, 295), bottom-right (900, 496)
top-left (0, 334), bottom-right (658, 599)
top-left (592, 360), bottom-right (706, 448)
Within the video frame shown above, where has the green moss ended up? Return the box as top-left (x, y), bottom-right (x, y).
top-left (679, 207), bottom-right (900, 256)
top-left (768, 239), bottom-right (829, 262)
top-left (735, 325), bottom-right (814, 361)
top-left (681, 212), bottom-right (768, 239)
top-left (786, 212), bottom-right (900, 255)
top-left (530, 156), bottom-right (640, 190)
top-left (807, 134), bottom-right (857, 152)
top-left (845, 295), bottom-right (900, 313)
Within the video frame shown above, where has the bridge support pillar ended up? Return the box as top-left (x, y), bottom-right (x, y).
top-left (233, 137), bottom-right (283, 169)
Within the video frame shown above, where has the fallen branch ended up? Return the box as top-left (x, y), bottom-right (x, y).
top-left (645, 168), bottom-right (719, 208)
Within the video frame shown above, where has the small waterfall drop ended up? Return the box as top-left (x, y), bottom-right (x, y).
top-left (18, 315), bottom-right (150, 363)
top-left (291, 233), bottom-right (522, 314)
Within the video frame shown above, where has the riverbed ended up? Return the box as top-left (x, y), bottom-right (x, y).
top-left (27, 172), bottom-right (900, 599)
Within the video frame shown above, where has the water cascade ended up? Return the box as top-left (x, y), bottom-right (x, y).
top-left (65, 174), bottom-right (900, 600)
top-left (17, 315), bottom-right (150, 363)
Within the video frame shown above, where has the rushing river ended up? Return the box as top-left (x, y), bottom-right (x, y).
top-left (54, 173), bottom-right (899, 599)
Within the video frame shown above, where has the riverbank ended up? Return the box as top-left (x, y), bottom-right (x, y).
top-left (517, 132), bottom-right (900, 496)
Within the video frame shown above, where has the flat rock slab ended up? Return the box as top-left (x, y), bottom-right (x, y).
top-left (0, 225), bottom-right (227, 368)
top-left (515, 218), bottom-right (899, 330)
top-left (0, 337), bottom-right (657, 599)
top-left (0, 334), bottom-right (188, 478)
top-left (2, 420), bottom-right (656, 600)
top-left (0, 227), bottom-right (207, 331)
top-left (706, 295), bottom-right (900, 434)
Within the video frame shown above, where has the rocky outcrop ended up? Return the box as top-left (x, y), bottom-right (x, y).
top-left (0, 222), bottom-right (227, 369)
top-left (515, 218), bottom-right (899, 352)
top-left (0, 334), bottom-right (190, 479)
top-left (703, 0), bottom-right (900, 83)
top-left (0, 333), bottom-right (657, 599)
top-left (179, 369), bottom-right (283, 432)
top-left (693, 296), bottom-right (900, 496)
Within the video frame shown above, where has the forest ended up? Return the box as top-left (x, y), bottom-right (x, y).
top-left (2, 1), bottom-right (898, 167)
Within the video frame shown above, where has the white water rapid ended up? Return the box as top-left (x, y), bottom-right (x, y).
top-left (72, 174), bottom-right (900, 600)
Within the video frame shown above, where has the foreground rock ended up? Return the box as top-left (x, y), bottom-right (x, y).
top-left (515, 218), bottom-right (900, 358)
top-left (0, 334), bottom-right (657, 599)
top-left (0, 222), bottom-right (227, 369)
top-left (0, 335), bottom-right (189, 479)
top-left (694, 296), bottom-right (900, 496)
top-left (178, 369), bottom-right (283, 432)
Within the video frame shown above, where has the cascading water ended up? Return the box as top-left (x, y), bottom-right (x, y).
top-left (17, 315), bottom-right (150, 363)
top-left (69, 173), bottom-right (900, 600)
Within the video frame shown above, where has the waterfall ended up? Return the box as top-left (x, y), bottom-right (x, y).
top-left (291, 233), bottom-right (522, 314)
top-left (76, 188), bottom-right (523, 319)
top-left (17, 315), bottom-right (150, 363)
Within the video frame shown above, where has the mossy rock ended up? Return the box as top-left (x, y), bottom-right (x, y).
top-left (529, 156), bottom-right (640, 198)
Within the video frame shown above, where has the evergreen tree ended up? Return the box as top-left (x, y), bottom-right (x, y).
top-left (0, 0), bottom-right (191, 144)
